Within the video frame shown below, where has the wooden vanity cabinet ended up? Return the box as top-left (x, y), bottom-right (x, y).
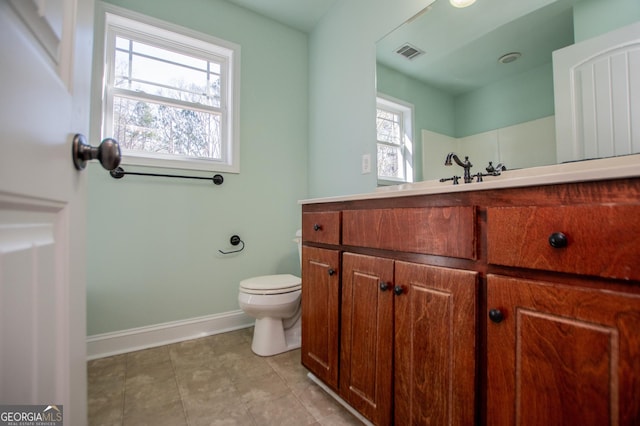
top-left (487, 204), bottom-right (640, 280)
top-left (485, 195), bottom-right (640, 425)
top-left (393, 260), bottom-right (477, 426)
top-left (340, 253), bottom-right (394, 425)
top-left (342, 206), bottom-right (476, 259)
top-left (301, 245), bottom-right (341, 390)
top-left (486, 274), bottom-right (640, 426)
top-left (340, 253), bottom-right (478, 426)
top-left (300, 211), bottom-right (342, 389)
top-left (302, 178), bottom-right (640, 426)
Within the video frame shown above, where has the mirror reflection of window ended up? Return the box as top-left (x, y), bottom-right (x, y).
top-left (376, 95), bottom-right (414, 185)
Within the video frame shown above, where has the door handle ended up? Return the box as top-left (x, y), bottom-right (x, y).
top-left (72, 133), bottom-right (121, 171)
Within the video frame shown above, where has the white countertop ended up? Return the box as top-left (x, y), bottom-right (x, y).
top-left (300, 154), bottom-right (640, 204)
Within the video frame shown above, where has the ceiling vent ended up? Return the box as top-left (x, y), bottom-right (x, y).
top-left (395, 43), bottom-right (424, 60)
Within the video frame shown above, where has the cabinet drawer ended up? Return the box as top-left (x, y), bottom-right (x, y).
top-left (487, 205), bottom-right (640, 280)
top-left (343, 207), bottom-right (476, 259)
top-left (302, 212), bottom-right (341, 245)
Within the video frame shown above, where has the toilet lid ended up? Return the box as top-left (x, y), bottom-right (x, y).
top-left (240, 274), bottom-right (301, 294)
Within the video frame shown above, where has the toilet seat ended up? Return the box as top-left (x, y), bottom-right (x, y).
top-left (239, 274), bottom-right (301, 295)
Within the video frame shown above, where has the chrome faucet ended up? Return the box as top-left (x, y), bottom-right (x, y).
top-left (440, 155), bottom-right (506, 185)
top-left (445, 152), bottom-right (473, 183)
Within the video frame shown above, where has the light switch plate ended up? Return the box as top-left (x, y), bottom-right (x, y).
top-left (362, 154), bottom-right (371, 174)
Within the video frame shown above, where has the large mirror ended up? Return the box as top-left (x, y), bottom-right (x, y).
top-left (375, 0), bottom-right (635, 182)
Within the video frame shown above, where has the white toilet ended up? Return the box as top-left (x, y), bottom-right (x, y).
top-left (238, 231), bottom-right (302, 356)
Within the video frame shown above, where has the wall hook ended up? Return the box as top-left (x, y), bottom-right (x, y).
top-left (219, 235), bottom-right (245, 254)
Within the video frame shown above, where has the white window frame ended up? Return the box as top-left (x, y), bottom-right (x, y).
top-left (376, 94), bottom-right (414, 185)
top-left (96, 4), bottom-right (241, 173)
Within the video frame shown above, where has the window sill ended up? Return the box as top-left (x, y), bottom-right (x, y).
top-left (121, 153), bottom-right (239, 173)
top-left (377, 178), bottom-right (411, 187)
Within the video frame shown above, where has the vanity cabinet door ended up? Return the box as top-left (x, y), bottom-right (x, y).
top-left (395, 262), bottom-right (478, 426)
top-left (340, 253), bottom-right (394, 426)
top-left (340, 254), bottom-right (478, 426)
top-left (301, 246), bottom-right (341, 390)
top-left (487, 274), bottom-right (640, 426)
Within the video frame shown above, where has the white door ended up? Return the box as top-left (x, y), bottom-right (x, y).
top-left (554, 21), bottom-right (640, 163)
top-left (0, 1), bottom-right (95, 424)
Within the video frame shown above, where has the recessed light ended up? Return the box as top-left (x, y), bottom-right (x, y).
top-left (450, 0), bottom-right (476, 8)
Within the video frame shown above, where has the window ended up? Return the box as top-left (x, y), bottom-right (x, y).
top-left (376, 95), bottom-right (414, 184)
top-left (101, 10), bottom-right (240, 172)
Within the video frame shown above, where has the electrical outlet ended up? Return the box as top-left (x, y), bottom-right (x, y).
top-left (362, 154), bottom-right (371, 174)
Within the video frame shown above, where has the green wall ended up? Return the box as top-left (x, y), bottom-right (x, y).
top-left (87, 0), bottom-right (308, 335)
top-left (455, 62), bottom-right (554, 137)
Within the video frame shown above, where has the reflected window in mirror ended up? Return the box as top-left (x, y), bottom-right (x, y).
top-left (376, 94), bottom-right (414, 185)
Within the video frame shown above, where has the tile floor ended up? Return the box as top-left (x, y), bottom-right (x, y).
top-left (87, 327), bottom-right (363, 426)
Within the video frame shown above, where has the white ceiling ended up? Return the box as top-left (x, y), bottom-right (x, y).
top-left (224, 0), bottom-right (340, 32)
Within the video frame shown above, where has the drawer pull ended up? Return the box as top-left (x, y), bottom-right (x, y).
top-left (489, 309), bottom-right (504, 323)
top-left (393, 285), bottom-right (404, 296)
top-left (548, 232), bottom-right (568, 248)
top-left (328, 268), bottom-right (336, 276)
top-left (379, 282), bottom-right (389, 292)
top-left (313, 224), bottom-right (322, 231)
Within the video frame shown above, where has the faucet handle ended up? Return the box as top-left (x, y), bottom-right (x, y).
top-left (439, 175), bottom-right (461, 185)
top-left (486, 161), bottom-right (506, 175)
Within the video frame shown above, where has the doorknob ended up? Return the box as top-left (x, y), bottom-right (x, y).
top-left (72, 134), bottom-right (121, 171)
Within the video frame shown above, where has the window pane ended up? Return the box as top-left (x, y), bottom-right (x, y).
top-left (114, 49), bottom-right (130, 87)
top-left (377, 144), bottom-right (404, 179)
top-left (115, 36), bottom-right (130, 50)
top-left (114, 36), bottom-right (221, 107)
top-left (112, 96), bottom-right (221, 159)
top-left (133, 39), bottom-right (206, 69)
top-left (376, 108), bottom-right (401, 145)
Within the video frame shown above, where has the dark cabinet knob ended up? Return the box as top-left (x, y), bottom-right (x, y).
top-left (313, 224), bottom-right (322, 231)
top-left (328, 268), bottom-right (335, 276)
top-left (548, 232), bottom-right (568, 248)
top-left (393, 285), bottom-right (404, 296)
top-left (489, 309), bottom-right (504, 323)
top-left (379, 282), bottom-right (389, 292)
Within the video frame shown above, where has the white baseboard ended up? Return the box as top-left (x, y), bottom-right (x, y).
top-left (86, 310), bottom-right (254, 360)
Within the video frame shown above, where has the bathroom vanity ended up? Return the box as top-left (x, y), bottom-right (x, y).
top-left (299, 157), bottom-right (640, 425)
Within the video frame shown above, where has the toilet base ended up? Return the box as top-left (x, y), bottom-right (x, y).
top-left (251, 316), bottom-right (301, 357)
